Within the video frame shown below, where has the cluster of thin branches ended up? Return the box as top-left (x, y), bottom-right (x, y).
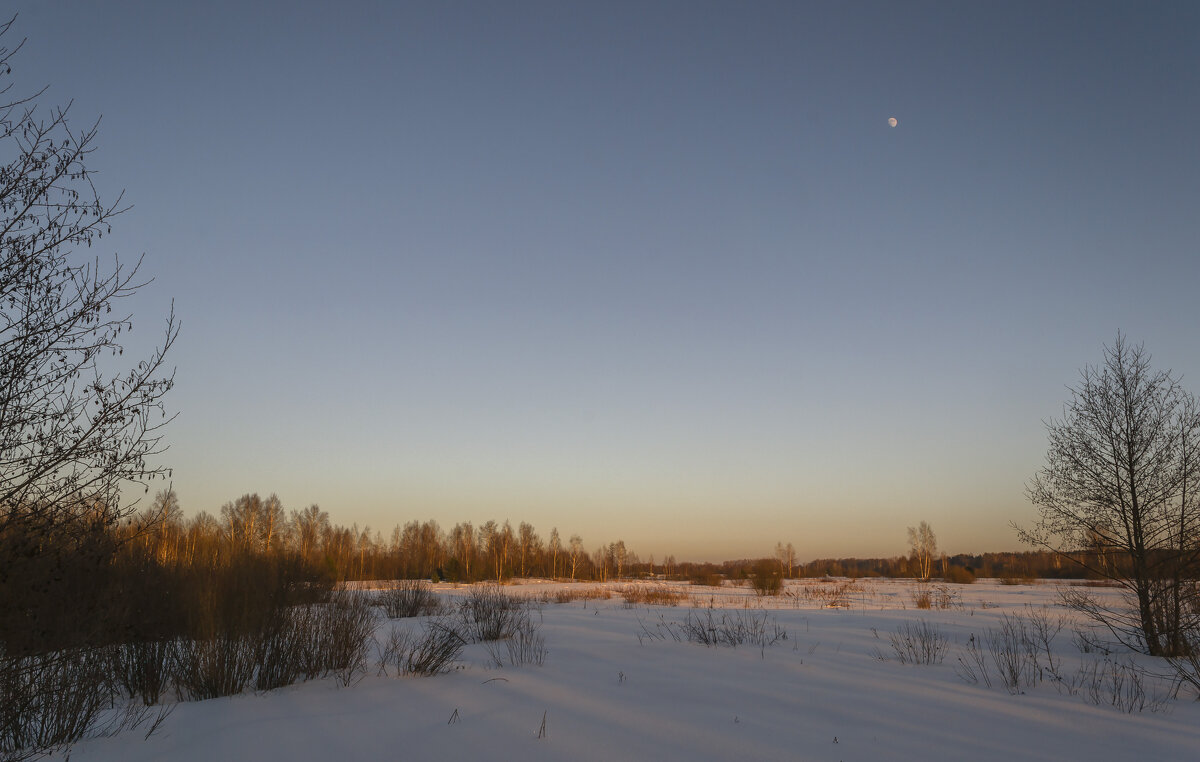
top-left (377, 620), bottom-right (466, 678)
top-left (636, 609), bottom-right (787, 651)
top-left (457, 585), bottom-right (532, 642)
top-left (881, 620), bottom-right (949, 665)
top-left (953, 605), bottom-right (1173, 712)
top-left (377, 580), bottom-right (442, 619)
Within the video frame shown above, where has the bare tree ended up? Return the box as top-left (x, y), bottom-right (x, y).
top-left (568, 534), bottom-right (583, 581)
top-left (221, 494), bottom-right (263, 553)
top-left (260, 493), bottom-right (285, 552)
top-left (1020, 334), bottom-right (1200, 656)
top-left (775, 541), bottom-right (796, 579)
top-left (0, 18), bottom-right (177, 666)
top-left (547, 527), bottom-right (561, 579)
top-left (907, 522), bottom-right (937, 581)
top-left (517, 521), bottom-right (539, 578)
top-left (292, 504), bottom-right (329, 564)
top-left (0, 15), bottom-right (177, 546)
top-left (449, 521), bottom-right (475, 579)
top-left (613, 540), bottom-right (627, 579)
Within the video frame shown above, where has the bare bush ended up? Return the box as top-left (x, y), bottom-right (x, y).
top-left (634, 614), bottom-right (683, 645)
top-left (459, 586), bottom-right (530, 642)
top-left (378, 580), bottom-right (441, 619)
top-left (954, 634), bottom-right (992, 688)
top-left (0, 647), bottom-right (112, 760)
top-left (687, 573), bottom-right (724, 588)
top-left (750, 561), bottom-right (782, 597)
top-left (251, 609), bottom-right (305, 693)
top-left (676, 610), bottom-right (786, 649)
top-left (171, 636), bottom-right (257, 701)
top-left (888, 620), bottom-right (948, 665)
top-left (378, 620), bottom-right (466, 677)
top-left (1023, 605), bottom-right (1066, 682)
top-left (1074, 658), bottom-right (1170, 713)
top-left (506, 620), bottom-right (547, 667)
top-left (107, 640), bottom-right (176, 706)
top-left (294, 592), bottom-right (376, 686)
top-left (942, 566), bottom-right (976, 584)
top-left (174, 590), bottom-right (376, 699)
top-left (988, 614), bottom-right (1038, 694)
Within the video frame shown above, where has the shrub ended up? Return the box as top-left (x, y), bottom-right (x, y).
top-left (997, 570), bottom-right (1035, 586)
top-left (171, 635), bottom-right (257, 701)
top-left (986, 613), bottom-right (1037, 694)
top-left (676, 610), bottom-right (786, 649)
top-left (173, 590), bottom-right (376, 699)
top-left (505, 620), bottom-right (547, 667)
top-left (750, 561), bottom-right (783, 597)
top-left (0, 647), bottom-right (113, 760)
top-left (293, 591), bottom-right (376, 686)
top-left (888, 620), bottom-right (949, 665)
top-left (378, 620), bottom-right (466, 677)
top-left (954, 633), bottom-right (992, 688)
top-left (1075, 658), bottom-right (1169, 713)
top-left (943, 566), bottom-right (975, 584)
top-left (687, 573), bottom-right (724, 588)
top-left (378, 580), bottom-right (441, 619)
top-left (459, 585), bottom-right (529, 642)
top-left (107, 639), bottom-right (176, 706)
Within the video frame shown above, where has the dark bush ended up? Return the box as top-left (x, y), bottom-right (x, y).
top-left (751, 561), bottom-right (783, 596)
top-left (0, 647), bottom-right (112, 760)
top-left (943, 566), bottom-right (976, 584)
top-left (378, 580), bottom-right (441, 619)
top-left (379, 620), bottom-right (467, 677)
top-left (459, 585), bottom-right (529, 642)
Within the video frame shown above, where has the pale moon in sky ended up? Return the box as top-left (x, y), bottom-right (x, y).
top-left (887, 117), bottom-right (898, 127)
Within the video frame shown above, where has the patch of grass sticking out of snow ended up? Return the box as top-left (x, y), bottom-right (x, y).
top-left (618, 585), bottom-right (689, 607)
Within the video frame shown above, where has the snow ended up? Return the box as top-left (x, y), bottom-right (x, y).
top-left (53, 579), bottom-right (1200, 761)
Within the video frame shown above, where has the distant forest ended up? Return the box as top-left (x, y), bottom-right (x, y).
top-left (134, 491), bottom-right (1105, 584)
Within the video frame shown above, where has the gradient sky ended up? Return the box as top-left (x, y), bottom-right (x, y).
top-left (9, 1), bottom-right (1199, 562)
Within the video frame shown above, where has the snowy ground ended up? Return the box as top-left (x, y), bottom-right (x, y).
top-left (56, 579), bottom-right (1200, 761)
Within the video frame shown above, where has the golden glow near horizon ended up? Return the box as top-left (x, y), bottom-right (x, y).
top-left (13, 2), bottom-right (1195, 560)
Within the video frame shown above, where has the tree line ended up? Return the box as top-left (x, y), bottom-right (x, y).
top-left (132, 490), bottom-right (647, 584)
top-left (128, 490), bottom-right (1126, 586)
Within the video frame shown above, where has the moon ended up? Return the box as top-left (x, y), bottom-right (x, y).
top-left (887, 117), bottom-right (898, 128)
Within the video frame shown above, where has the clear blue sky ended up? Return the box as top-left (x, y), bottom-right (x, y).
top-left (10, 1), bottom-right (1199, 561)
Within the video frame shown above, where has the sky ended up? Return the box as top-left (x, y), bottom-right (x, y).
top-left (7, 1), bottom-right (1199, 562)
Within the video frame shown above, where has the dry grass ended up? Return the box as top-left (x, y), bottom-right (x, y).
top-left (545, 587), bottom-right (612, 604)
top-left (791, 581), bottom-right (863, 608)
top-left (618, 585), bottom-right (689, 607)
top-left (910, 584), bottom-right (959, 610)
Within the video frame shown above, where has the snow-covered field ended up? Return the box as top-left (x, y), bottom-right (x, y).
top-left (57, 579), bottom-right (1200, 761)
